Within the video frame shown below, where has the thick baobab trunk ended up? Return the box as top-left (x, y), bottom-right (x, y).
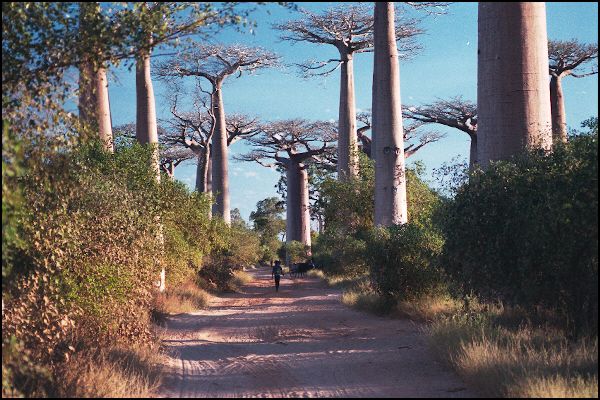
top-left (285, 161), bottom-right (312, 264)
top-left (195, 155), bottom-right (206, 192)
top-left (298, 164), bottom-right (312, 250)
top-left (372, 2), bottom-right (408, 227)
top-left (211, 83), bottom-right (230, 224)
top-left (285, 162), bottom-right (300, 246)
top-left (78, 61), bottom-right (95, 126)
top-left (469, 134), bottom-right (478, 171)
top-left (135, 37), bottom-right (164, 293)
top-left (78, 64), bottom-right (113, 152)
top-left (136, 47), bottom-right (160, 181)
top-left (206, 151), bottom-right (213, 194)
top-left (477, 2), bottom-right (552, 168)
top-left (338, 52), bottom-right (359, 180)
top-left (550, 75), bottom-right (568, 144)
top-left (95, 67), bottom-right (113, 152)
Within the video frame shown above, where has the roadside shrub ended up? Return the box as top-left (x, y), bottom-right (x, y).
top-left (367, 223), bottom-right (446, 306)
top-left (442, 132), bottom-right (598, 334)
top-left (315, 156), bottom-right (443, 277)
top-left (313, 232), bottom-right (368, 276)
top-left (281, 240), bottom-right (311, 266)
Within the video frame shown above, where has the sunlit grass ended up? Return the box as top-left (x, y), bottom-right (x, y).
top-left (429, 311), bottom-right (598, 398)
top-left (60, 344), bottom-right (163, 398)
top-left (153, 280), bottom-right (210, 315)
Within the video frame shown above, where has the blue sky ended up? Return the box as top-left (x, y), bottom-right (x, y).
top-left (107, 2), bottom-right (599, 222)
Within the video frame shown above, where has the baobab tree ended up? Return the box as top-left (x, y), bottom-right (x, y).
top-left (372, 2), bottom-right (408, 226)
top-left (78, 2), bottom-right (114, 152)
top-left (236, 119), bottom-right (336, 255)
top-left (133, 2), bottom-right (257, 182)
top-left (402, 97), bottom-right (478, 168)
top-left (155, 43), bottom-right (279, 224)
top-left (355, 111), bottom-right (444, 160)
top-left (548, 39), bottom-right (598, 143)
top-left (477, 3), bottom-right (552, 168)
top-left (274, 5), bottom-right (423, 181)
top-left (162, 89), bottom-right (261, 196)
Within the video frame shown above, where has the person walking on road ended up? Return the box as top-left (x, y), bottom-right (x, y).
top-left (272, 260), bottom-right (284, 292)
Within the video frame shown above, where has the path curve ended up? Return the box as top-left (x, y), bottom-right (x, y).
top-left (157, 267), bottom-right (475, 398)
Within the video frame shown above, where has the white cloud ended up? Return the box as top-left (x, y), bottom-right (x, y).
top-left (244, 171), bottom-right (258, 178)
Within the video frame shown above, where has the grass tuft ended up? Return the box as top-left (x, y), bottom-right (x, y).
top-left (60, 345), bottom-right (162, 398)
top-left (152, 280), bottom-right (210, 315)
top-left (429, 313), bottom-right (598, 398)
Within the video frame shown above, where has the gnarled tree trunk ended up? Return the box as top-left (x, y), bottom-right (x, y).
top-left (338, 52), bottom-right (359, 180)
top-left (211, 83), bottom-right (230, 224)
top-left (373, 2), bottom-right (408, 227)
top-left (477, 2), bottom-right (552, 167)
top-left (550, 74), bottom-right (567, 144)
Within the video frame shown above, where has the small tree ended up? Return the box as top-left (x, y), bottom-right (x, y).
top-left (548, 39), bottom-right (598, 143)
top-left (250, 197), bottom-right (286, 263)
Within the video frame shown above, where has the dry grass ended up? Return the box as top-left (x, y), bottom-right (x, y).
top-left (306, 269), bottom-right (325, 279)
top-left (60, 344), bottom-right (163, 398)
top-left (153, 280), bottom-right (210, 315)
top-left (429, 313), bottom-right (598, 398)
top-left (230, 270), bottom-right (252, 291)
top-left (393, 295), bottom-right (463, 322)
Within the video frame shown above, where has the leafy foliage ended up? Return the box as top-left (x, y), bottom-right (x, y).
top-left (367, 223), bottom-right (445, 304)
top-left (250, 197), bottom-right (285, 263)
top-left (442, 132), bottom-right (598, 334)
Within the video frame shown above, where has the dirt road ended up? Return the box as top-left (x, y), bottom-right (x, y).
top-left (157, 267), bottom-right (475, 398)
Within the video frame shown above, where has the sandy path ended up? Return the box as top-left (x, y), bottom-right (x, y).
top-left (157, 267), bottom-right (475, 398)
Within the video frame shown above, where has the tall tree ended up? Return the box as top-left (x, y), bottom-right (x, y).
top-left (548, 39), bottom-right (598, 143)
top-left (162, 89), bottom-right (261, 196)
top-left (274, 5), bottom-right (423, 180)
top-left (78, 2), bottom-right (114, 152)
top-left (237, 120), bottom-right (336, 254)
top-left (477, 3), bottom-right (552, 168)
top-left (372, 2), bottom-right (408, 226)
top-left (156, 43), bottom-right (279, 224)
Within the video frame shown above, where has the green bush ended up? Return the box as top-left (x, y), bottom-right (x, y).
top-left (280, 240), bottom-right (311, 266)
top-left (1, 138), bottom-right (223, 396)
top-left (314, 156), bottom-right (443, 279)
top-left (367, 223), bottom-right (446, 305)
top-left (442, 132), bottom-right (598, 334)
top-left (313, 232), bottom-right (368, 276)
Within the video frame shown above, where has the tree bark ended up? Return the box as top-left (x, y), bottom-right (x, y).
top-left (136, 45), bottom-right (160, 182)
top-left (477, 2), bottom-right (552, 168)
top-left (550, 74), bottom-right (568, 144)
top-left (78, 61), bottom-right (95, 128)
top-left (95, 66), bottom-right (113, 152)
top-left (338, 52), bottom-right (359, 180)
top-left (285, 161), bottom-right (299, 245)
top-left (469, 134), bottom-right (478, 171)
top-left (206, 150), bottom-right (213, 194)
top-left (373, 2), bottom-right (408, 227)
top-left (298, 164), bottom-right (312, 251)
top-left (211, 82), bottom-right (230, 224)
